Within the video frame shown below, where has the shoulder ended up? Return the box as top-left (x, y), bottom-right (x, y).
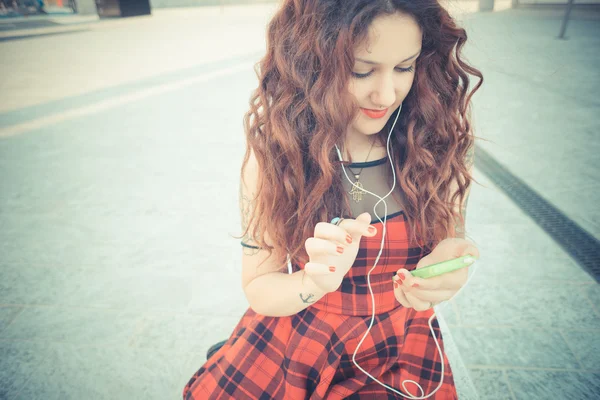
top-left (241, 148), bottom-right (260, 191)
top-left (239, 149), bottom-right (274, 248)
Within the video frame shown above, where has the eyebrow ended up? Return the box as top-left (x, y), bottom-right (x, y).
top-left (355, 49), bottom-right (422, 65)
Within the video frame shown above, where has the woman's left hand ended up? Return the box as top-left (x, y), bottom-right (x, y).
top-left (393, 238), bottom-right (480, 311)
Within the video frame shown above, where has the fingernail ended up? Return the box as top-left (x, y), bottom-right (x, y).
top-left (412, 283), bottom-right (419, 288)
top-left (398, 272), bottom-right (405, 281)
top-left (336, 246), bottom-right (344, 254)
top-left (346, 235), bottom-right (352, 244)
top-left (394, 281), bottom-right (400, 288)
top-left (329, 266), bottom-right (336, 272)
top-left (368, 226), bottom-right (376, 234)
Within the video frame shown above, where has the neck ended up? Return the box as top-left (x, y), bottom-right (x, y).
top-left (341, 133), bottom-right (386, 163)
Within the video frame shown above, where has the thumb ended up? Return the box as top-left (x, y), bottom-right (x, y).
top-left (355, 212), bottom-right (376, 237)
top-left (356, 212), bottom-right (372, 224)
top-left (450, 238), bottom-right (480, 260)
top-left (339, 212), bottom-right (376, 239)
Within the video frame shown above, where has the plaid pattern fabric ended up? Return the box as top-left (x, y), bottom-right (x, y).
top-left (183, 211), bottom-right (458, 399)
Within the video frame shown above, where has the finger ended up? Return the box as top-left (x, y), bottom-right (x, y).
top-left (304, 262), bottom-right (336, 276)
top-left (399, 286), bottom-right (455, 305)
top-left (405, 292), bottom-right (434, 312)
top-left (395, 269), bottom-right (433, 292)
top-left (443, 238), bottom-right (480, 260)
top-left (338, 212), bottom-right (377, 239)
top-left (305, 237), bottom-right (345, 258)
top-left (314, 222), bottom-right (354, 246)
top-left (393, 282), bottom-right (413, 309)
top-left (399, 267), bottom-right (466, 291)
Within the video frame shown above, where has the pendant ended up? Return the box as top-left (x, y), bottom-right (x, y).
top-left (349, 175), bottom-right (366, 202)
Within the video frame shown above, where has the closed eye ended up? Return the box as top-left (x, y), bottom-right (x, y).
top-left (352, 65), bottom-right (414, 79)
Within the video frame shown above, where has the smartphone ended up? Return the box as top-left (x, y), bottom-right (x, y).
top-left (410, 255), bottom-right (476, 279)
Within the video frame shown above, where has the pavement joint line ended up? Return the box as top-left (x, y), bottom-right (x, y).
top-left (557, 330), bottom-right (587, 371)
top-left (501, 369), bottom-right (517, 400)
top-left (448, 324), bottom-right (600, 333)
top-left (467, 365), bottom-right (600, 373)
top-left (0, 62), bottom-right (253, 139)
top-left (0, 28), bottom-right (89, 42)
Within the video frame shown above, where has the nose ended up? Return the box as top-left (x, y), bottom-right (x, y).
top-left (371, 73), bottom-right (397, 108)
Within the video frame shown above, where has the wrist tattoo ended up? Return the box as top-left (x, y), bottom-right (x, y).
top-left (299, 293), bottom-right (316, 304)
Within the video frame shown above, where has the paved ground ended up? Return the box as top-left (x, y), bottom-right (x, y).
top-left (0, 2), bottom-right (598, 399)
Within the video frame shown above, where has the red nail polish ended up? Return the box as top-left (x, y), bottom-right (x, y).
top-left (336, 246), bottom-right (344, 254)
top-left (412, 283), bottom-right (419, 288)
top-left (368, 226), bottom-right (376, 234)
top-left (398, 272), bottom-right (405, 281)
top-left (394, 281), bottom-right (400, 288)
top-left (329, 266), bottom-right (336, 272)
top-left (346, 235), bottom-right (353, 244)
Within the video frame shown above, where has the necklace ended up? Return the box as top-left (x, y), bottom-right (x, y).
top-left (346, 137), bottom-right (376, 203)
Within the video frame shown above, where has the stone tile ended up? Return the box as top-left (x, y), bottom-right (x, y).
top-left (1, 307), bottom-right (143, 347)
top-left (561, 329), bottom-right (600, 371)
top-left (10, 342), bottom-right (189, 400)
top-left (453, 282), bottom-right (600, 330)
top-left (0, 262), bottom-right (198, 312)
top-left (0, 307), bottom-right (22, 334)
top-left (585, 284), bottom-right (600, 314)
top-left (436, 300), bottom-right (460, 325)
top-left (187, 285), bottom-right (250, 318)
top-left (185, 256), bottom-right (251, 318)
top-left (507, 369), bottom-right (600, 400)
top-left (451, 326), bottom-right (579, 369)
top-left (461, 248), bottom-right (594, 285)
top-left (131, 311), bottom-right (241, 357)
top-left (467, 178), bottom-right (531, 225)
top-left (467, 369), bottom-right (513, 400)
top-left (0, 213), bottom-right (240, 272)
top-left (62, 268), bottom-right (196, 312)
top-left (436, 314), bottom-right (479, 400)
top-left (468, 221), bottom-right (572, 259)
top-left (0, 264), bottom-right (86, 306)
top-left (0, 341), bottom-right (47, 399)
top-left (523, 150), bottom-right (600, 196)
top-left (494, 145), bottom-right (600, 197)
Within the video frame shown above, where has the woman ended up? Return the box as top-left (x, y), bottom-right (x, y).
top-left (184, 0), bottom-right (482, 398)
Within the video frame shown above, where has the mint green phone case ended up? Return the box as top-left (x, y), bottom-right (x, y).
top-left (410, 255), bottom-right (475, 279)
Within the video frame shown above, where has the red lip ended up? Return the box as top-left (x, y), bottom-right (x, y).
top-left (361, 108), bottom-right (388, 119)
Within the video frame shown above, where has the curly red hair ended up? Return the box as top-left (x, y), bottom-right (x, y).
top-left (237, 0), bottom-right (484, 270)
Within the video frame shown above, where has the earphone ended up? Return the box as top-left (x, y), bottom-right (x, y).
top-left (284, 103), bottom-right (479, 398)
top-left (333, 104), bottom-right (479, 399)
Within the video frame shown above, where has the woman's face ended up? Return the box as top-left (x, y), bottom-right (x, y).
top-left (347, 12), bottom-right (423, 142)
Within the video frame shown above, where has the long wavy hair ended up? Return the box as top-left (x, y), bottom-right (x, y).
top-left (237, 0), bottom-right (484, 270)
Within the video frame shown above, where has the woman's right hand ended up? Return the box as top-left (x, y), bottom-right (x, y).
top-left (304, 212), bottom-right (377, 293)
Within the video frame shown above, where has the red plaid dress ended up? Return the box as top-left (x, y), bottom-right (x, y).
top-left (183, 210), bottom-right (458, 399)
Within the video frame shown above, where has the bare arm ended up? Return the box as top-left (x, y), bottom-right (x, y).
top-left (243, 266), bottom-right (328, 317)
top-left (239, 150), bottom-right (327, 317)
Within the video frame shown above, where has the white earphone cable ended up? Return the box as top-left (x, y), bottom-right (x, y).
top-left (334, 104), bottom-right (478, 399)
